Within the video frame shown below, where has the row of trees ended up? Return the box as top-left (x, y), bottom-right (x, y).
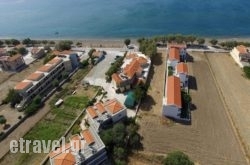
top-left (100, 118), bottom-right (142, 165)
top-left (0, 38), bottom-right (56, 47)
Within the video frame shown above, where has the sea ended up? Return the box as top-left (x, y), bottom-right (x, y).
top-left (0, 0), bottom-right (250, 39)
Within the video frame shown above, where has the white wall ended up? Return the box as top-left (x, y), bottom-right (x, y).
top-left (167, 59), bottom-right (179, 68)
top-left (162, 105), bottom-right (180, 119)
top-left (230, 48), bottom-right (244, 68)
top-left (112, 108), bottom-right (127, 123)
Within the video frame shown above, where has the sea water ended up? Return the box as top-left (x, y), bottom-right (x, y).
top-left (0, 0), bottom-right (249, 39)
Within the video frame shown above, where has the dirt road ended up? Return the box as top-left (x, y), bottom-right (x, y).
top-left (138, 51), bottom-right (248, 165)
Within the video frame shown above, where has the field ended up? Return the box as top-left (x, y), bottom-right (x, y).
top-left (136, 50), bottom-right (248, 165)
top-left (206, 52), bottom-right (250, 159)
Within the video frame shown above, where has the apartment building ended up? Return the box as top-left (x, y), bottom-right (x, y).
top-left (49, 127), bottom-right (107, 165)
top-left (14, 55), bottom-right (80, 106)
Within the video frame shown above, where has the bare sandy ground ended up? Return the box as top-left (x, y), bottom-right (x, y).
top-left (206, 52), bottom-right (250, 159)
top-left (137, 51), bottom-right (247, 165)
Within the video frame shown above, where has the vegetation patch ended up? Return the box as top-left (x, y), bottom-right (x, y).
top-left (243, 66), bottom-right (250, 79)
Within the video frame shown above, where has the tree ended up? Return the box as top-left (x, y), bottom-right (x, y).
top-left (22, 38), bottom-right (32, 45)
top-left (5, 40), bottom-right (11, 46)
top-left (134, 84), bottom-right (148, 102)
top-left (49, 41), bottom-right (55, 45)
top-left (42, 40), bottom-right (48, 45)
top-left (53, 79), bottom-right (59, 87)
top-left (209, 39), bottom-right (218, 46)
top-left (0, 40), bottom-right (3, 47)
top-left (114, 147), bottom-right (126, 160)
top-left (124, 38), bottom-right (131, 47)
top-left (243, 66), bottom-right (250, 79)
top-left (4, 89), bottom-right (22, 108)
top-left (186, 35), bottom-right (196, 44)
top-left (163, 151), bottom-right (194, 165)
top-left (88, 48), bottom-right (96, 57)
top-left (55, 40), bottom-right (73, 51)
top-left (18, 47), bottom-right (28, 55)
top-left (0, 116), bottom-right (7, 126)
top-left (197, 38), bottom-right (205, 45)
top-left (11, 39), bottom-right (20, 46)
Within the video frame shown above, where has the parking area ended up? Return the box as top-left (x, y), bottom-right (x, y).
top-left (83, 50), bottom-right (136, 117)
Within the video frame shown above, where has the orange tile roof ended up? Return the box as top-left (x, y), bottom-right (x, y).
top-left (86, 107), bottom-right (98, 119)
top-left (168, 47), bottom-right (180, 61)
top-left (81, 129), bottom-right (95, 145)
top-left (37, 65), bottom-right (55, 72)
top-left (166, 76), bottom-right (182, 108)
top-left (236, 45), bottom-right (248, 54)
top-left (112, 73), bottom-right (122, 85)
top-left (168, 43), bottom-right (187, 49)
top-left (26, 72), bottom-right (44, 81)
top-left (69, 135), bottom-right (83, 151)
top-left (104, 99), bottom-right (124, 114)
top-left (176, 62), bottom-right (188, 74)
top-left (49, 143), bottom-right (71, 158)
top-left (53, 152), bottom-right (76, 165)
top-left (95, 102), bottom-right (106, 114)
top-left (123, 59), bottom-right (141, 78)
top-left (52, 50), bottom-right (73, 56)
top-left (137, 56), bottom-right (148, 65)
top-left (15, 81), bottom-right (33, 90)
top-left (47, 57), bottom-right (63, 65)
top-left (126, 53), bottom-right (137, 59)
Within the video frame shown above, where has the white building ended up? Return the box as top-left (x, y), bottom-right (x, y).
top-left (230, 45), bottom-right (250, 68)
top-left (162, 76), bottom-right (182, 120)
top-left (49, 127), bottom-right (107, 165)
top-left (175, 62), bottom-right (188, 88)
top-left (14, 55), bottom-right (80, 107)
top-left (167, 47), bottom-right (180, 68)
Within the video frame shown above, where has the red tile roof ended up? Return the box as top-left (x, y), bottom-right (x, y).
top-left (49, 143), bottom-right (71, 158)
top-left (104, 99), bottom-right (124, 114)
top-left (26, 72), bottom-right (44, 81)
top-left (95, 102), bottom-right (106, 114)
top-left (86, 107), bottom-right (98, 119)
top-left (236, 45), bottom-right (248, 54)
top-left (176, 62), bottom-right (188, 74)
top-left (112, 73), bottom-right (122, 85)
top-left (47, 57), bottom-right (63, 65)
top-left (69, 135), bottom-right (83, 151)
top-left (168, 43), bottom-right (187, 49)
top-left (166, 76), bottom-right (181, 108)
top-left (52, 50), bottom-right (73, 56)
top-left (14, 81), bottom-right (33, 90)
top-left (123, 59), bottom-right (141, 78)
top-left (7, 54), bottom-right (23, 62)
top-left (37, 65), bottom-right (55, 72)
top-left (53, 152), bottom-right (76, 165)
top-left (81, 129), bottom-right (95, 145)
top-left (168, 47), bottom-right (180, 61)
top-left (137, 56), bottom-right (148, 65)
